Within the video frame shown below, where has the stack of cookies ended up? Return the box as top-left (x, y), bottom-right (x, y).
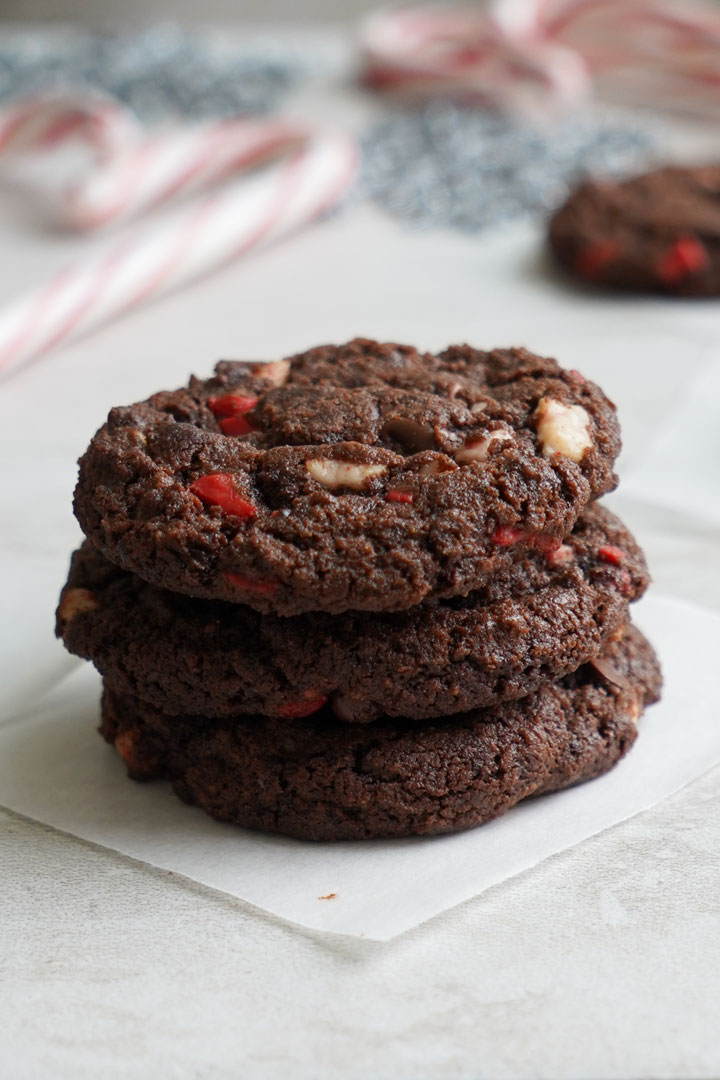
top-left (56, 339), bottom-right (661, 841)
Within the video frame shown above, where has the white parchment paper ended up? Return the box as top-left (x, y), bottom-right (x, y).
top-left (0, 593), bottom-right (718, 940)
top-left (622, 348), bottom-right (720, 524)
top-left (1, 214), bottom-right (719, 944)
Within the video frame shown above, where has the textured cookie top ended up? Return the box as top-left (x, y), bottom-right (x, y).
top-left (100, 625), bottom-right (662, 841)
top-left (58, 506), bottom-right (647, 722)
top-left (549, 165), bottom-right (720, 296)
top-left (74, 338), bottom-right (621, 614)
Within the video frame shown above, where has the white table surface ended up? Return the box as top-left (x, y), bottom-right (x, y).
top-left (1, 33), bottom-right (720, 1079)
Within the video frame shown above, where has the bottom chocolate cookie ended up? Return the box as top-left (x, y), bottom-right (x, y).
top-left (100, 625), bottom-right (661, 842)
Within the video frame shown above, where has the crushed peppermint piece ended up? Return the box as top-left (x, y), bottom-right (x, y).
top-left (534, 397), bottom-right (592, 462)
top-left (224, 573), bottom-right (277, 595)
top-left (208, 394), bottom-right (258, 417)
top-left (598, 544), bottom-right (626, 565)
top-left (455, 428), bottom-right (513, 464)
top-left (306, 459), bottom-right (387, 490)
top-left (277, 696), bottom-right (328, 719)
top-left (220, 414), bottom-right (255, 435)
top-left (190, 473), bottom-right (256, 519)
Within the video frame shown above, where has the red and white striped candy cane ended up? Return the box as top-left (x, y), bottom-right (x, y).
top-left (537, 0), bottom-right (720, 114)
top-left (360, 5), bottom-right (589, 112)
top-left (0, 95), bottom-right (357, 377)
top-left (361, 0), bottom-right (720, 113)
top-left (0, 93), bottom-right (140, 158)
top-left (62, 116), bottom-right (313, 230)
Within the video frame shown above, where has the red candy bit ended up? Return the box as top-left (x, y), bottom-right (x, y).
top-left (220, 414), bottom-right (255, 436)
top-left (617, 569), bottom-right (633, 597)
top-left (224, 572), bottom-right (277, 596)
top-left (546, 543), bottom-right (574, 566)
top-left (531, 533), bottom-right (562, 556)
top-left (491, 525), bottom-right (529, 546)
top-left (277, 696), bottom-right (328, 719)
top-left (598, 544), bottom-right (626, 566)
top-left (190, 473), bottom-right (256, 520)
top-left (386, 489), bottom-right (414, 504)
top-left (113, 729), bottom-right (137, 766)
top-left (574, 240), bottom-right (621, 279)
top-left (207, 394), bottom-right (258, 418)
top-left (658, 234), bottom-right (709, 284)
top-left (568, 369), bottom-right (585, 383)
top-left (491, 527), bottom-right (561, 556)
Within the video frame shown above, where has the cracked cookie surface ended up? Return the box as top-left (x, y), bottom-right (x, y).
top-left (99, 624), bottom-right (662, 842)
top-left (75, 338), bottom-right (620, 615)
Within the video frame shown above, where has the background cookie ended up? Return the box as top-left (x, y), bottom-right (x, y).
top-left (549, 166), bottom-right (720, 296)
top-left (74, 338), bottom-right (621, 615)
top-left (58, 506), bottom-right (648, 722)
top-left (99, 625), bottom-right (662, 842)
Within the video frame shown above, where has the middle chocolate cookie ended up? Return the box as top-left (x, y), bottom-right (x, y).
top-left (57, 505), bottom-right (648, 723)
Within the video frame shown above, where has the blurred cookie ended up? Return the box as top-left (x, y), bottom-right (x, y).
top-left (549, 165), bottom-right (720, 296)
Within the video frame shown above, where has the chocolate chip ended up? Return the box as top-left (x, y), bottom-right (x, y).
top-left (381, 416), bottom-right (436, 452)
top-left (589, 655), bottom-right (630, 689)
top-left (330, 693), bottom-right (382, 724)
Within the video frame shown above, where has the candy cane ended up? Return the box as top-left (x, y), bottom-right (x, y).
top-left (360, 6), bottom-right (589, 112)
top-left (361, 0), bottom-right (720, 113)
top-left (546, 0), bottom-right (720, 113)
top-left (0, 93), bottom-right (139, 158)
top-left (62, 118), bottom-right (313, 230)
top-left (0, 95), bottom-right (357, 377)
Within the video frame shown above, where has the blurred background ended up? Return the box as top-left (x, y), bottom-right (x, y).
top-left (0, 0), bottom-right (717, 378)
top-left (1, 0), bottom-right (380, 23)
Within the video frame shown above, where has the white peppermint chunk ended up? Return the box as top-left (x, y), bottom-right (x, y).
top-left (455, 427), bottom-right (514, 465)
top-left (546, 543), bottom-right (574, 566)
top-left (58, 587), bottom-right (98, 622)
top-left (252, 359), bottom-right (290, 385)
top-left (534, 397), bottom-right (592, 462)
top-left (306, 459), bottom-right (387, 489)
top-left (418, 455), bottom-right (457, 477)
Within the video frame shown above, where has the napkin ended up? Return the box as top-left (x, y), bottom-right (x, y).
top-left (0, 593), bottom-right (718, 940)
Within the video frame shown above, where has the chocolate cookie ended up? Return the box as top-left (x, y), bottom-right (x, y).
top-left (549, 165), bottom-right (720, 296)
top-left (99, 624), bottom-right (662, 841)
top-left (74, 338), bottom-right (620, 615)
top-left (58, 506), bottom-right (648, 722)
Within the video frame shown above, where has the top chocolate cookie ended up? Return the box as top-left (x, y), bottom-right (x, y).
top-left (74, 339), bottom-right (620, 615)
top-left (549, 165), bottom-right (720, 296)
